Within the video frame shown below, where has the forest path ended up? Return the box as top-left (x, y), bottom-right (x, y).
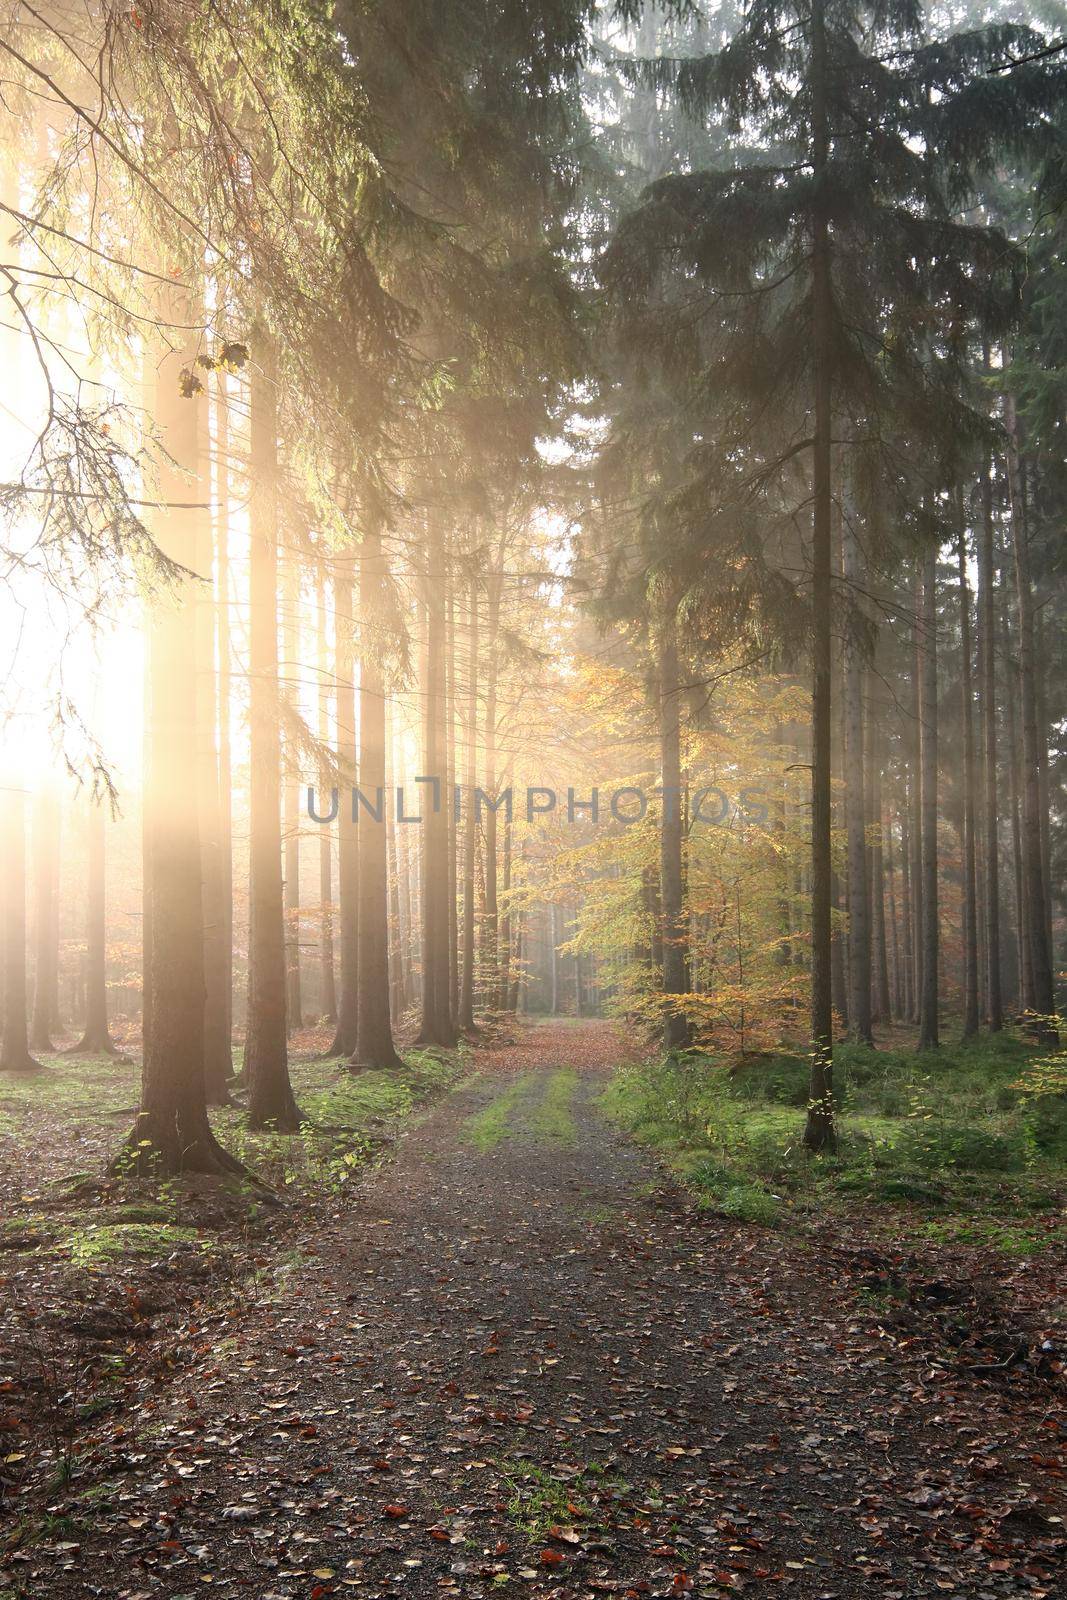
top-left (54, 1020), bottom-right (1063, 1599)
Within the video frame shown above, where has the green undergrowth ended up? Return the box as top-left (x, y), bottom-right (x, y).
top-left (215, 1046), bottom-right (466, 1193)
top-left (602, 1031), bottom-right (1067, 1244)
top-left (1, 1047), bottom-right (466, 1277)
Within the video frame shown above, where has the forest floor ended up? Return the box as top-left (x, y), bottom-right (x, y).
top-left (1, 1019), bottom-right (1065, 1599)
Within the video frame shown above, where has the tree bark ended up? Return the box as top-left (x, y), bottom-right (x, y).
top-left (842, 517), bottom-right (872, 1043)
top-left (804, 0), bottom-right (835, 1150)
top-left (326, 557), bottom-right (359, 1056)
top-left (352, 519), bottom-right (403, 1069)
top-left (867, 709), bottom-right (891, 1024)
top-left (244, 328), bottom-right (301, 1129)
top-left (957, 524), bottom-right (980, 1040)
top-left (1, 786), bottom-right (43, 1073)
top-left (29, 788), bottom-right (59, 1052)
top-left (459, 574), bottom-right (479, 1029)
top-left (1004, 393), bottom-right (1058, 1045)
top-left (416, 517), bottom-right (457, 1046)
top-left (918, 548), bottom-right (939, 1052)
top-left (214, 370), bottom-right (235, 1077)
top-left (282, 547), bottom-right (303, 1033)
top-left (196, 393), bottom-right (231, 1101)
top-left (978, 457), bottom-right (1003, 1029)
top-left (658, 617), bottom-right (691, 1049)
top-left (63, 803), bottom-right (124, 1057)
top-left (316, 569), bottom-right (337, 1024)
top-left (121, 317), bottom-right (242, 1176)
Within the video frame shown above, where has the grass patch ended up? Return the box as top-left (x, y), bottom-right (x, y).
top-left (494, 1458), bottom-right (621, 1538)
top-left (526, 1069), bottom-right (579, 1146)
top-left (602, 1031), bottom-right (1066, 1243)
top-left (462, 1073), bottom-right (537, 1151)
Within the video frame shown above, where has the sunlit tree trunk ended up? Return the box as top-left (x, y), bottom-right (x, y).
top-left (352, 518), bottom-right (402, 1069)
top-left (658, 616), bottom-right (690, 1049)
top-left (122, 316), bottom-right (242, 1176)
top-left (282, 547), bottom-right (303, 1033)
top-left (445, 579), bottom-right (459, 1025)
top-left (213, 370), bottom-right (235, 1075)
top-left (316, 569), bottom-right (337, 1024)
top-left (459, 574), bottom-right (479, 1030)
top-left (1, 785), bottom-right (42, 1073)
top-left (416, 517), bottom-right (457, 1046)
top-left (497, 768), bottom-right (513, 1012)
top-left (29, 787), bottom-right (59, 1053)
top-left (196, 394), bottom-right (231, 1101)
top-left (326, 557), bottom-right (359, 1056)
top-left (482, 565), bottom-right (501, 1006)
top-left (245, 329), bottom-right (301, 1129)
top-left (64, 802), bottom-right (123, 1057)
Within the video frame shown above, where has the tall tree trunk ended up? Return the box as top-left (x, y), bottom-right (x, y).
top-left (482, 565), bottom-right (502, 1008)
top-left (64, 803), bottom-right (123, 1057)
top-left (29, 788), bottom-right (59, 1052)
top-left (197, 395), bottom-right (231, 1100)
top-left (886, 814), bottom-right (903, 1020)
top-left (459, 575), bottom-right (479, 1030)
top-left (957, 525), bottom-right (980, 1040)
top-left (804, 0), bottom-right (835, 1149)
top-left (978, 457), bottom-right (1003, 1029)
top-left (122, 314), bottom-right (241, 1176)
top-left (918, 547), bottom-right (939, 1052)
top-left (244, 328), bottom-right (301, 1130)
top-left (416, 518), bottom-right (457, 1046)
top-left (214, 370), bottom-right (235, 1075)
top-left (316, 569), bottom-right (337, 1024)
top-left (352, 519), bottom-right (402, 1069)
top-left (842, 518), bottom-right (872, 1043)
top-left (326, 557), bottom-right (359, 1055)
top-left (445, 579), bottom-right (459, 1026)
top-left (900, 804), bottom-right (914, 1022)
top-left (497, 773), bottom-right (513, 1012)
top-left (908, 582), bottom-right (924, 1023)
top-left (1, 786), bottom-right (42, 1073)
top-left (387, 734), bottom-right (404, 1025)
top-left (1004, 394), bottom-right (1058, 1044)
top-left (658, 617), bottom-right (691, 1049)
top-left (867, 708), bottom-right (891, 1025)
top-left (1003, 611), bottom-right (1029, 1012)
top-left (282, 548), bottom-right (303, 1033)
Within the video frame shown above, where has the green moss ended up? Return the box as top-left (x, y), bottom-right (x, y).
top-left (61, 1220), bottom-right (202, 1266)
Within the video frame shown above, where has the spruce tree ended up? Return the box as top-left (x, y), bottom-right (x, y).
top-left (604, 2), bottom-right (1062, 1145)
